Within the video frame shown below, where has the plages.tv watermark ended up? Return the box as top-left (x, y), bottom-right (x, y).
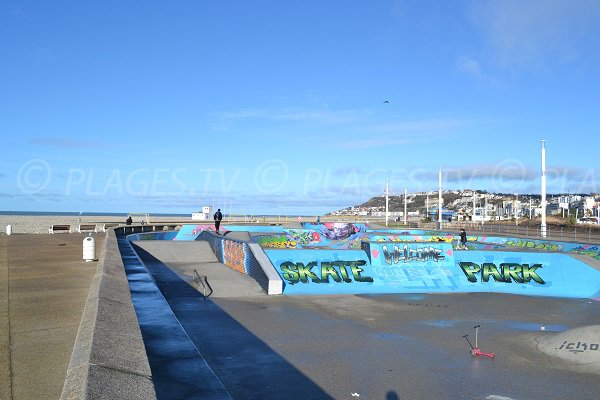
top-left (15, 158), bottom-right (599, 198)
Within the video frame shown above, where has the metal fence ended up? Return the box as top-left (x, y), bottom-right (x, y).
top-left (415, 221), bottom-right (600, 244)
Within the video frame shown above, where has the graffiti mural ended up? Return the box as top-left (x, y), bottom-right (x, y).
top-left (505, 239), bottom-right (559, 252)
top-left (382, 244), bottom-right (446, 264)
top-left (223, 240), bottom-right (247, 274)
top-left (303, 223), bottom-right (367, 240)
top-left (570, 244), bottom-right (600, 261)
top-left (255, 234), bottom-right (299, 249)
top-left (174, 224), bottom-right (229, 240)
top-left (557, 341), bottom-right (600, 353)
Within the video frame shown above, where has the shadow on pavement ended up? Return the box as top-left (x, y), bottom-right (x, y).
top-left (131, 245), bottom-right (333, 400)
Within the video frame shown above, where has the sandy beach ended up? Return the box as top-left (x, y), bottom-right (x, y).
top-left (0, 215), bottom-right (193, 235)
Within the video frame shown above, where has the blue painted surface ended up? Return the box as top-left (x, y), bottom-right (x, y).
top-left (134, 224), bottom-right (600, 299)
top-left (173, 224), bottom-right (213, 240)
top-left (265, 244), bottom-right (600, 298)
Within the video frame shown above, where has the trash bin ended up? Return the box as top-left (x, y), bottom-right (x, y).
top-left (83, 235), bottom-right (96, 262)
top-left (6, 225), bottom-right (11, 235)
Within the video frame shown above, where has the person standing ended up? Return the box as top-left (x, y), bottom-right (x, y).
top-left (214, 208), bottom-right (223, 234)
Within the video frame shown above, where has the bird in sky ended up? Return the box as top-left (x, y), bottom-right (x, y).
top-left (383, 100), bottom-right (389, 103)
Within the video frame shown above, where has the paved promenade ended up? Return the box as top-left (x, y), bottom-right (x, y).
top-left (0, 233), bottom-right (101, 400)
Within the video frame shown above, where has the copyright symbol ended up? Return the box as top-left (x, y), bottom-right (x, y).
top-left (254, 159), bottom-right (288, 194)
top-left (17, 159), bottom-right (51, 194)
top-left (491, 159), bottom-right (528, 192)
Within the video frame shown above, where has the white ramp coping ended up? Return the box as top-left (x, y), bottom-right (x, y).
top-left (247, 242), bottom-right (283, 295)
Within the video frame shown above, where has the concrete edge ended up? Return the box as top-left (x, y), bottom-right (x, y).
top-left (61, 229), bottom-right (157, 400)
top-left (247, 242), bottom-right (283, 295)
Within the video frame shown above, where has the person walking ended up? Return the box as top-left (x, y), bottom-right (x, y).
top-left (213, 208), bottom-right (223, 234)
top-left (459, 228), bottom-right (468, 250)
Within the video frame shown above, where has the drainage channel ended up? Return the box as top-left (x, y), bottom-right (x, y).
top-left (117, 236), bottom-right (231, 400)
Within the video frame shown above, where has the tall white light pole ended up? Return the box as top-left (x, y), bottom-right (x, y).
top-left (541, 140), bottom-right (547, 237)
top-left (385, 181), bottom-right (389, 227)
top-left (404, 188), bottom-right (408, 225)
top-left (438, 167), bottom-right (443, 228)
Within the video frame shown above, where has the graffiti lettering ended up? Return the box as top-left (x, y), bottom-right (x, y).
top-left (557, 341), bottom-right (600, 353)
top-left (280, 260), bottom-right (373, 284)
top-left (382, 244), bottom-right (445, 265)
top-left (459, 262), bottom-right (545, 284)
top-left (372, 266), bottom-right (457, 288)
top-left (505, 239), bottom-right (559, 252)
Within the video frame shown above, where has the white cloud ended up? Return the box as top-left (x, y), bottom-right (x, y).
top-left (469, 0), bottom-right (600, 69)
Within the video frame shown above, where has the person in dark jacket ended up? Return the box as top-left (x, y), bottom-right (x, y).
top-left (125, 216), bottom-right (132, 225)
top-left (459, 228), bottom-right (468, 250)
top-left (213, 209), bottom-right (223, 234)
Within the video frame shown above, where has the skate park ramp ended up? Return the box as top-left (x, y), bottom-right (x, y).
top-left (132, 241), bottom-right (218, 263)
top-left (131, 241), bottom-right (265, 297)
top-left (536, 324), bottom-right (600, 375)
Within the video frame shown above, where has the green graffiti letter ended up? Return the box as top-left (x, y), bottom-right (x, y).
top-left (521, 264), bottom-right (545, 284)
top-left (349, 260), bottom-right (373, 283)
top-left (297, 261), bottom-right (321, 283)
top-left (459, 262), bottom-right (481, 283)
top-left (501, 263), bottom-right (524, 283)
top-left (338, 262), bottom-right (352, 283)
top-left (482, 263), bottom-right (506, 283)
top-left (280, 262), bottom-right (299, 284)
top-left (321, 262), bottom-right (342, 283)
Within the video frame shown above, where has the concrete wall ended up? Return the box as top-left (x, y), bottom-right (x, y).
top-left (61, 230), bottom-right (156, 400)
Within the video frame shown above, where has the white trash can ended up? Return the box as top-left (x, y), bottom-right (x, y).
top-left (83, 235), bottom-right (96, 262)
top-left (6, 225), bottom-right (12, 235)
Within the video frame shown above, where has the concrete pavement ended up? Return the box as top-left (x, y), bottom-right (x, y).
top-left (0, 233), bottom-right (101, 400)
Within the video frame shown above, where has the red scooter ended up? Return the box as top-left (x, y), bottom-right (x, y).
top-left (463, 324), bottom-right (495, 358)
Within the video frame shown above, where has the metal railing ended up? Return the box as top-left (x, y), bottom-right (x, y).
top-left (416, 221), bottom-right (600, 243)
top-left (192, 269), bottom-right (212, 299)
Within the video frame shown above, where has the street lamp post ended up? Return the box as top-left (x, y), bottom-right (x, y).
top-left (404, 188), bottom-right (407, 226)
top-left (541, 140), bottom-right (547, 237)
top-left (438, 167), bottom-right (443, 229)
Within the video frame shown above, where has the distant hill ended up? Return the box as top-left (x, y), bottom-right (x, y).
top-left (353, 192), bottom-right (464, 212)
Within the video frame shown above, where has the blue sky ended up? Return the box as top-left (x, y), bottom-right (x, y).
top-left (1, 0), bottom-right (600, 215)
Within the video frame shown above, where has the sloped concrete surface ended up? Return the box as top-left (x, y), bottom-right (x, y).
top-left (536, 325), bottom-right (600, 374)
top-left (132, 242), bottom-right (265, 298)
top-left (131, 240), bottom-right (218, 263)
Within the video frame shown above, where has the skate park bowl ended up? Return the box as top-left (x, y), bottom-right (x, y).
top-left (131, 222), bottom-right (600, 299)
top-left (62, 222), bottom-right (600, 399)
